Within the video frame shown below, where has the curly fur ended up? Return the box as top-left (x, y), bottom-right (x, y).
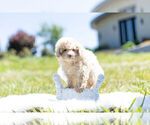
top-left (55, 37), bottom-right (104, 93)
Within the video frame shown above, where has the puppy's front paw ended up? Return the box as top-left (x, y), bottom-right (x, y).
top-left (66, 84), bottom-right (73, 88)
top-left (80, 83), bottom-right (87, 89)
top-left (75, 86), bottom-right (84, 93)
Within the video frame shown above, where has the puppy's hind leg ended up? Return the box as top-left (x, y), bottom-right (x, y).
top-left (87, 71), bottom-right (96, 89)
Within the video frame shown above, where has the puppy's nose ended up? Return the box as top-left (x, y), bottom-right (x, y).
top-left (68, 54), bottom-right (72, 58)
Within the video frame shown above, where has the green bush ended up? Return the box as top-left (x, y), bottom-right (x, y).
top-left (1, 49), bottom-right (17, 58)
top-left (94, 45), bottom-right (109, 52)
top-left (8, 49), bottom-right (17, 55)
top-left (18, 47), bottom-right (33, 57)
top-left (0, 53), bottom-right (3, 59)
top-left (85, 47), bottom-right (94, 52)
top-left (8, 31), bottom-right (36, 56)
top-left (41, 48), bottom-right (52, 57)
top-left (122, 41), bottom-right (136, 50)
top-left (134, 40), bottom-right (140, 45)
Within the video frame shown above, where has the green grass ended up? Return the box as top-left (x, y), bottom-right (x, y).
top-left (0, 55), bottom-right (58, 97)
top-left (0, 53), bottom-right (150, 97)
top-left (97, 53), bottom-right (150, 95)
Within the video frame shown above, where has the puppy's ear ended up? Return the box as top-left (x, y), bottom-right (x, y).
top-left (76, 47), bottom-right (82, 56)
top-left (59, 48), bottom-right (63, 55)
top-left (56, 48), bottom-right (63, 57)
top-left (76, 48), bottom-right (80, 55)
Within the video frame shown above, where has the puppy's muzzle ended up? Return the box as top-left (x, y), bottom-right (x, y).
top-left (67, 51), bottom-right (75, 58)
top-left (68, 54), bottom-right (72, 58)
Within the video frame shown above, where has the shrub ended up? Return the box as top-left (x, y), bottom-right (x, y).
top-left (94, 45), bottom-right (109, 52)
top-left (18, 47), bottom-right (33, 57)
top-left (8, 31), bottom-right (36, 56)
top-left (41, 48), bottom-right (52, 57)
top-left (85, 47), bottom-right (94, 52)
top-left (134, 40), bottom-right (140, 45)
top-left (0, 53), bottom-right (3, 59)
top-left (122, 41), bottom-right (136, 50)
top-left (8, 49), bottom-right (17, 55)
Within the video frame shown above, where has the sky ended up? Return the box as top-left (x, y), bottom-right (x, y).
top-left (0, 0), bottom-right (103, 54)
top-left (0, 0), bottom-right (103, 13)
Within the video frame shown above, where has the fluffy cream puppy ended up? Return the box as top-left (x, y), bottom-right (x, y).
top-left (55, 37), bottom-right (104, 93)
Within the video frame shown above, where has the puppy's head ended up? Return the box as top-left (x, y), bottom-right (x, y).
top-left (55, 37), bottom-right (83, 62)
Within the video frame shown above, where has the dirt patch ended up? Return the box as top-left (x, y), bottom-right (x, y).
top-left (140, 40), bottom-right (150, 46)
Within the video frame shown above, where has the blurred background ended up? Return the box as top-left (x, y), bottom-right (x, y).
top-left (0, 3), bottom-right (149, 124)
top-left (0, 0), bottom-right (150, 102)
top-left (0, 0), bottom-right (150, 57)
top-left (0, 13), bottom-right (100, 56)
top-left (0, 0), bottom-right (102, 57)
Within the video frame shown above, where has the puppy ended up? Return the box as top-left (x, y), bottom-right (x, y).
top-left (55, 37), bottom-right (104, 93)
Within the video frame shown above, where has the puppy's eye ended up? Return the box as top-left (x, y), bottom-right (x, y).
top-left (64, 49), bottom-right (67, 52)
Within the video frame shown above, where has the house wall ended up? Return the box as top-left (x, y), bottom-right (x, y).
top-left (137, 0), bottom-right (150, 12)
top-left (96, 13), bottom-right (137, 48)
top-left (96, 13), bottom-right (150, 48)
top-left (95, 0), bottom-right (138, 12)
top-left (136, 14), bottom-right (150, 41)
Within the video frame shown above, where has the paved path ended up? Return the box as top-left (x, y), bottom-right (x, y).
top-left (116, 44), bottom-right (150, 54)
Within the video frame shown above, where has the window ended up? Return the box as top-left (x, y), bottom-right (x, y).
top-left (119, 17), bottom-right (137, 45)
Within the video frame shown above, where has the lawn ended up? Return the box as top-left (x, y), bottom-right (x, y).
top-left (0, 53), bottom-right (150, 97)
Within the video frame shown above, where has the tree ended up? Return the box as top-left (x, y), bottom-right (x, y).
top-left (8, 31), bottom-right (36, 56)
top-left (38, 23), bottom-right (63, 53)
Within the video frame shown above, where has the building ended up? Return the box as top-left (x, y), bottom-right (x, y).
top-left (93, 0), bottom-right (150, 12)
top-left (91, 1), bottom-right (150, 48)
